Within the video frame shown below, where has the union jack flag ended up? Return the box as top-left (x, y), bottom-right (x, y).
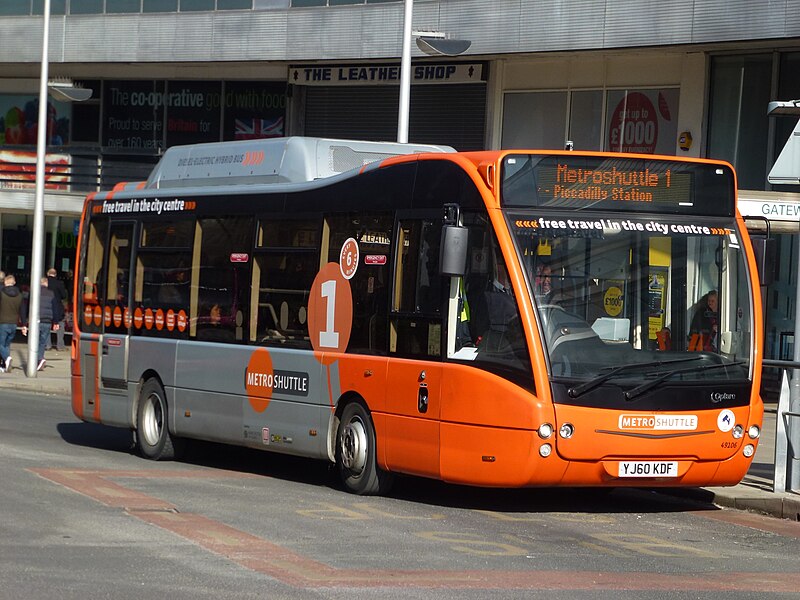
top-left (234, 116), bottom-right (284, 140)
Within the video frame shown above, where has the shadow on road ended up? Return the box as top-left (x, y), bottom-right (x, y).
top-left (56, 420), bottom-right (720, 515)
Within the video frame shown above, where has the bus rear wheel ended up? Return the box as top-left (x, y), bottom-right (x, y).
top-left (136, 378), bottom-right (181, 461)
top-left (336, 401), bottom-right (393, 495)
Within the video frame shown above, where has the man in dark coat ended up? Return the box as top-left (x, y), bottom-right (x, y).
top-left (46, 267), bottom-right (68, 351)
top-left (0, 274), bottom-right (23, 373)
top-left (21, 277), bottom-right (59, 371)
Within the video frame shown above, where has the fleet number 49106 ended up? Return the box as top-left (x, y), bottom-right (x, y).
top-left (618, 461), bottom-right (678, 478)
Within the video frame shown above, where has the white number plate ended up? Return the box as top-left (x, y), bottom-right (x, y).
top-left (618, 461), bottom-right (678, 478)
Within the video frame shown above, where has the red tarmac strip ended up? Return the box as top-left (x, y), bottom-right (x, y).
top-left (31, 468), bottom-right (800, 592)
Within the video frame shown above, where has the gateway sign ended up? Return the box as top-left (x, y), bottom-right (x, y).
top-left (739, 195), bottom-right (800, 222)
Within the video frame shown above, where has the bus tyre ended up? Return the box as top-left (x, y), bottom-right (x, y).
top-left (136, 378), bottom-right (181, 461)
top-left (336, 401), bottom-right (393, 496)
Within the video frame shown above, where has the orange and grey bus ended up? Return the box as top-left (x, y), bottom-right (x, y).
top-left (72, 136), bottom-right (764, 495)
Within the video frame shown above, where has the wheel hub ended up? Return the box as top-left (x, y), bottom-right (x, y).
top-left (341, 417), bottom-right (368, 474)
top-left (141, 393), bottom-right (163, 446)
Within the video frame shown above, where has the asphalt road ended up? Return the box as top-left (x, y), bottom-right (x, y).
top-left (2, 389), bottom-right (800, 600)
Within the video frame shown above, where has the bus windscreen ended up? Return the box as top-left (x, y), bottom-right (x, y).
top-left (501, 154), bottom-right (735, 217)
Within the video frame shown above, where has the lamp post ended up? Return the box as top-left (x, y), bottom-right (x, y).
top-left (396, 0), bottom-right (471, 144)
top-left (767, 99), bottom-right (800, 491)
top-left (397, 0), bottom-right (414, 143)
top-left (27, 0), bottom-right (52, 377)
top-left (28, 0), bottom-right (91, 377)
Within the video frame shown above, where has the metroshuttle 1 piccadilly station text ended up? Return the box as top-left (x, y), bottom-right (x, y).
top-left (552, 163), bottom-right (672, 202)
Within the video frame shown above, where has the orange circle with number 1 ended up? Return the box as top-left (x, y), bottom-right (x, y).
top-left (308, 262), bottom-right (353, 365)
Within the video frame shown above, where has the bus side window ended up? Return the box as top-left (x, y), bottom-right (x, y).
top-left (193, 216), bottom-right (253, 343)
top-left (325, 213), bottom-right (393, 355)
top-left (80, 219), bottom-right (108, 334)
top-left (103, 223), bottom-right (134, 334)
top-left (459, 221), bottom-right (531, 373)
top-left (390, 218), bottom-right (443, 358)
top-left (134, 220), bottom-right (193, 338)
top-left (252, 218), bottom-right (319, 349)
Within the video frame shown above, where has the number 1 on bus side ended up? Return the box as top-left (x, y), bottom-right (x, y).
top-left (319, 279), bottom-right (339, 348)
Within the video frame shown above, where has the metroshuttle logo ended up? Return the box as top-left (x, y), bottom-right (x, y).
top-left (618, 414), bottom-right (698, 431)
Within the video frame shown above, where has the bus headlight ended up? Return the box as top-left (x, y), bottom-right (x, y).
top-left (538, 423), bottom-right (553, 439)
top-left (748, 425), bottom-right (761, 439)
top-left (559, 423), bottom-right (574, 439)
top-left (539, 444), bottom-right (552, 458)
top-left (732, 425), bottom-right (744, 439)
top-left (743, 444), bottom-right (755, 458)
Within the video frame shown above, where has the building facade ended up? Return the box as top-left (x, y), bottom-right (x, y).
top-left (1, 0), bottom-right (799, 380)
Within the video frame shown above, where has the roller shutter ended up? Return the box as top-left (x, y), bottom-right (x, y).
top-left (303, 84), bottom-right (486, 151)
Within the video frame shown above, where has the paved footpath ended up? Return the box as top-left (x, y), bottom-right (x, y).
top-left (2, 340), bottom-right (799, 520)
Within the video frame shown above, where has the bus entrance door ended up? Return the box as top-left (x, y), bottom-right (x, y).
top-left (99, 222), bottom-right (134, 419)
top-left (100, 334), bottom-right (127, 391)
top-left (384, 358), bottom-right (441, 479)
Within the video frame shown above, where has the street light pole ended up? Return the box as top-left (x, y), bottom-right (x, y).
top-left (27, 0), bottom-right (51, 377)
top-left (397, 0), bottom-right (413, 143)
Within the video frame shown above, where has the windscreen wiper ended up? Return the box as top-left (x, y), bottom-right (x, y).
top-left (568, 356), bottom-right (703, 398)
top-left (624, 360), bottom-right (747, 401)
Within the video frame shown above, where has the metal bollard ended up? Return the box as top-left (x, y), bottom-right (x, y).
top-left (777, 369), bottom-right (800, 493)
top-left (790, 372), bottom-right (800, 491)
top-left (774, 371), bottom-right (789, 493)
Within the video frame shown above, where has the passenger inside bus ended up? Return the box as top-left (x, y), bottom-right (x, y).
top-left (689, 290), bottom-right (719, 352)
top-left (158, 266), bottom-right (189, 307)
top-left (196, 303), bottom-right (234, 342)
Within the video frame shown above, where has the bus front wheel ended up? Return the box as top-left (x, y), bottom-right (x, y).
top-left (136, 378), bottom-right (181, 461)
top-left (336, 401), bottom-right (393, 495)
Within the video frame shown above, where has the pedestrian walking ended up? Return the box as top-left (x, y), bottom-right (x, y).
top-left (46, 267), bottom-right (68, 351)
top-left (21, 277), bottom-right (59, 372)
top-left (0, 274), bottom-right (23, 373)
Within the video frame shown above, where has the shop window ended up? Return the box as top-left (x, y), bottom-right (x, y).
top-left (708, 54), bottom-right (772, 190)
top-left (180, 0), bottom-right (215, 7)
top-left (143, 0), bottom-right (178, 12)
top-left (0, 2), bottom-right (30, 15)
top-left (216, 0), bottom-right (251, 7)
top-left (33, 0), bottom-right (66, 14)
top-left (568, 90), bottom-right (603, 151)
top-left (773, 52), bottom-right (800, 193)
top-left (604, 89), bottom-right (679, 155)
top-left (502, 88), bottom-right (679, 155)
top-left (106, 0), bottom-right (141, 12)
top-left (70, 0), bottom-right (104, 13)
top-left (502, 91), bottom-right (567, 150)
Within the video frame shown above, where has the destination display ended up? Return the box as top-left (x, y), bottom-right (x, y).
top-left (501, 154), bottom-right (736, 217)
